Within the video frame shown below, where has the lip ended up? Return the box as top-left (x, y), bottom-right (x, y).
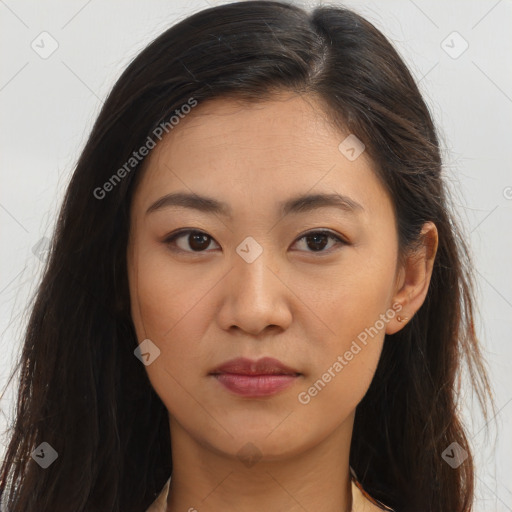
top-left (210, 357), bottom-right (301, 397)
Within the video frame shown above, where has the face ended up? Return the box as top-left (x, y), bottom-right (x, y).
top-left (127, 92), bottom-right (403, 461)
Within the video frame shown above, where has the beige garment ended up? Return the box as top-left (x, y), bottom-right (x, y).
top-left (145, 476), bottom-right (171, 512)
top-left (145, 476), bottom-right (394, 512)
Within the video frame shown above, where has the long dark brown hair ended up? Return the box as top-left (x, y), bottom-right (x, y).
top-left (0, 2), bottom-right (494, 511)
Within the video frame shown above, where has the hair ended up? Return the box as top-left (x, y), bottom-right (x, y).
top-left (0, 1), bottom-right (494, 511)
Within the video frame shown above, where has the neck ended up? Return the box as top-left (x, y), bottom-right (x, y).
top-left (165, 413), bottom-right (355, 512)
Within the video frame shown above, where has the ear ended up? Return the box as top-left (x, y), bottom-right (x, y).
top-left (386, 221), bottom-right (438, 335)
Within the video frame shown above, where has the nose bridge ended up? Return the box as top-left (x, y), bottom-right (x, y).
top-left (221, 236), bottom-right (290, 334)
top-left (233, 237), bottom-right (278, 306)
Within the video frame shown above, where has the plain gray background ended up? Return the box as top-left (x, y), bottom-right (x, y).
top-left (1, 0), bottom-right (511, 509)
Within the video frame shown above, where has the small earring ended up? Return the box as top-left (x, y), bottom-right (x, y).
top-left (397, 315), bottom-right (409, 323)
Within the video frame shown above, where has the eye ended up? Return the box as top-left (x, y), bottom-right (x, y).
top-left (164, 229), bottom-right (220, 253)
top-left (164, 228), bottom-right (348, 255)
top-left (292, 230), bottom-right (347, 254)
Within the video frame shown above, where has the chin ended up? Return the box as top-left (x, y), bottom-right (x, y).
top-left (201, 419), bottom-right (317, 464)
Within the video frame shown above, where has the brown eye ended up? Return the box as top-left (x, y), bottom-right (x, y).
top-left (164, 230), bottom-right (219, 253)
top-left (293, 230), bottom-right (347, 253)
top-left (164, 229), bottom-right (347, 255)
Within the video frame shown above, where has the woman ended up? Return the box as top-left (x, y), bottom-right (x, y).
top-left (0, 1), bottom-right (494, 511)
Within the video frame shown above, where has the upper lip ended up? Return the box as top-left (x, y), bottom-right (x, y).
top-left (210, 357), bottom-right (300, 376)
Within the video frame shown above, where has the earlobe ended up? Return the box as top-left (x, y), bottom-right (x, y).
top-left (386, 221), bottom-right (438, 335)
top-left (386, 310), bottom-right (411, 335)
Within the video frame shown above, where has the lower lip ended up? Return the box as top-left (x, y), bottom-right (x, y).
top-left (213, 373), bottom-right (299, 397)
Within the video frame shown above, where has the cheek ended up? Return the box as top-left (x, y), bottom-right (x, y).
top-left (127, 249), bottom-right (212, 418)
top-left (128, 244), bottom-right (212, 342)
top-left (310, 248), bottom-right (396, 341)
top-left (298, 250), bottom-right (397, 409)
top-left (127, 244), bottom-right (227, 399)
top-left (296, 302), bottom-right (387, 423)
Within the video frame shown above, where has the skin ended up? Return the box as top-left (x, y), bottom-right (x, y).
top-left (127, 91), bottom-right (438, 512)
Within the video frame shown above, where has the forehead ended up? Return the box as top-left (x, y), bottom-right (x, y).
top-left (160, 92), bottom-right (340, 154)
top-left (132, 93), bottom-right (391, 221)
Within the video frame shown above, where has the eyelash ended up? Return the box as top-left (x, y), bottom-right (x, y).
top-left (163, 229), bottom-right (348, 255)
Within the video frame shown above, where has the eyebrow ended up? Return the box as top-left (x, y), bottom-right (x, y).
top-left (145, 191), bottom-right (364, 217)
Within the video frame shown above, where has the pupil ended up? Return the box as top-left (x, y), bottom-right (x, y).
top-left (307, 233), bottom-right (328, 251)
top-left (190, 233), bottom-right (209, 251)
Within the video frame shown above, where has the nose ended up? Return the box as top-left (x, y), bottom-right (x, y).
top-left (217, 247), bottom-right (293, 337)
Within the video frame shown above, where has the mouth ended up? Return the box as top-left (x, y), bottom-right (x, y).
top-left (209, 357), bottom-right (302, 397)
